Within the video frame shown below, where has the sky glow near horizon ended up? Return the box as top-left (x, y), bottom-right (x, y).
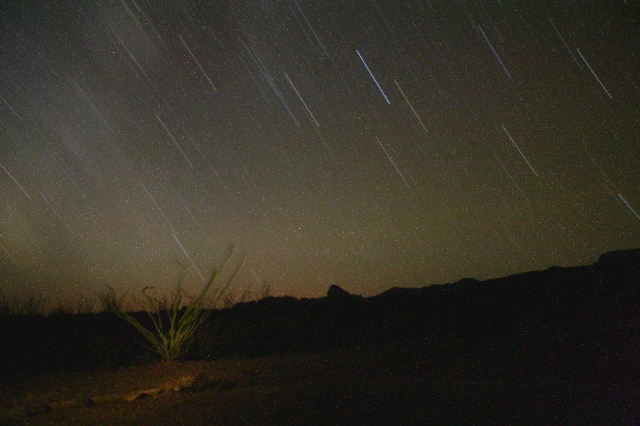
top-left (0, 1), bottom-right (639, 302)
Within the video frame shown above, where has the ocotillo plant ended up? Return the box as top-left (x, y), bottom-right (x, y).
top-left (115, 246), bottom-right (245, 361)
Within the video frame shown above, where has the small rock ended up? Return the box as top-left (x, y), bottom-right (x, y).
top-left (82, 396), bottom-right (96, 407)
top-left (189, 372), bottom-right (211, 393)
top-left (212, 379), bottom-right (237, 391)
top-left (24, 395), bottom-right (52, 416)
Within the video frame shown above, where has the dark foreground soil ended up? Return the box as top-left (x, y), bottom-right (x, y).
top-left (1, 335), bottom-right (638, 425)
top-left (2, 248), bottom-right (639, 424)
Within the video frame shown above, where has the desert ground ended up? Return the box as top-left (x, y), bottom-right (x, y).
top-left (1, 335), bottom-right (638, 425)
top-left (1, 248), bottom-right (639, 424)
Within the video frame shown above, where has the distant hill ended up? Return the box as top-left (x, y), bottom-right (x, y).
top-left (197, 247), bottom-right (640, 358)
top-left (1, 248), bottom-right (638, 376)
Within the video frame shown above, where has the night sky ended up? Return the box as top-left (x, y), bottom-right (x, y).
top-left (1, 1), bottom-right (639, 303)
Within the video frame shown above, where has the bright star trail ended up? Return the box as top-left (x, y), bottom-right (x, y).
top-left (478, 24), bottom-right (512, 79)
top-left (356, 49), bottom-right (391, 105)
top-left (501, 125), bottom-right (539, 177)
top-left (0, 1), bottom-right (639, 303)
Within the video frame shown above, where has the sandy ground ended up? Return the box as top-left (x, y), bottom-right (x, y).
top-left (1, 337), bottom-right (637, 425)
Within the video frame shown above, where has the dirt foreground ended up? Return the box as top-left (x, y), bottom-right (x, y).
top-left (1, 335), bottom-right (637, 425)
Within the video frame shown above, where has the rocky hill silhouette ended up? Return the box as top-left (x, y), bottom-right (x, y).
top-left (1, 248), bottom-right (638, 377)
top-left (196, 247), bottom-right (640, 359)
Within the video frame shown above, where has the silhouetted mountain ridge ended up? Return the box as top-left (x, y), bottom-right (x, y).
top-left (1, 248), bottom-right (638, 376)
top-left (197, 247), bottom-right (639, 358)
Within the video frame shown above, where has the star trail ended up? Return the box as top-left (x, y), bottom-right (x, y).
top-left (0, 1), bottom-right (639, 303)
